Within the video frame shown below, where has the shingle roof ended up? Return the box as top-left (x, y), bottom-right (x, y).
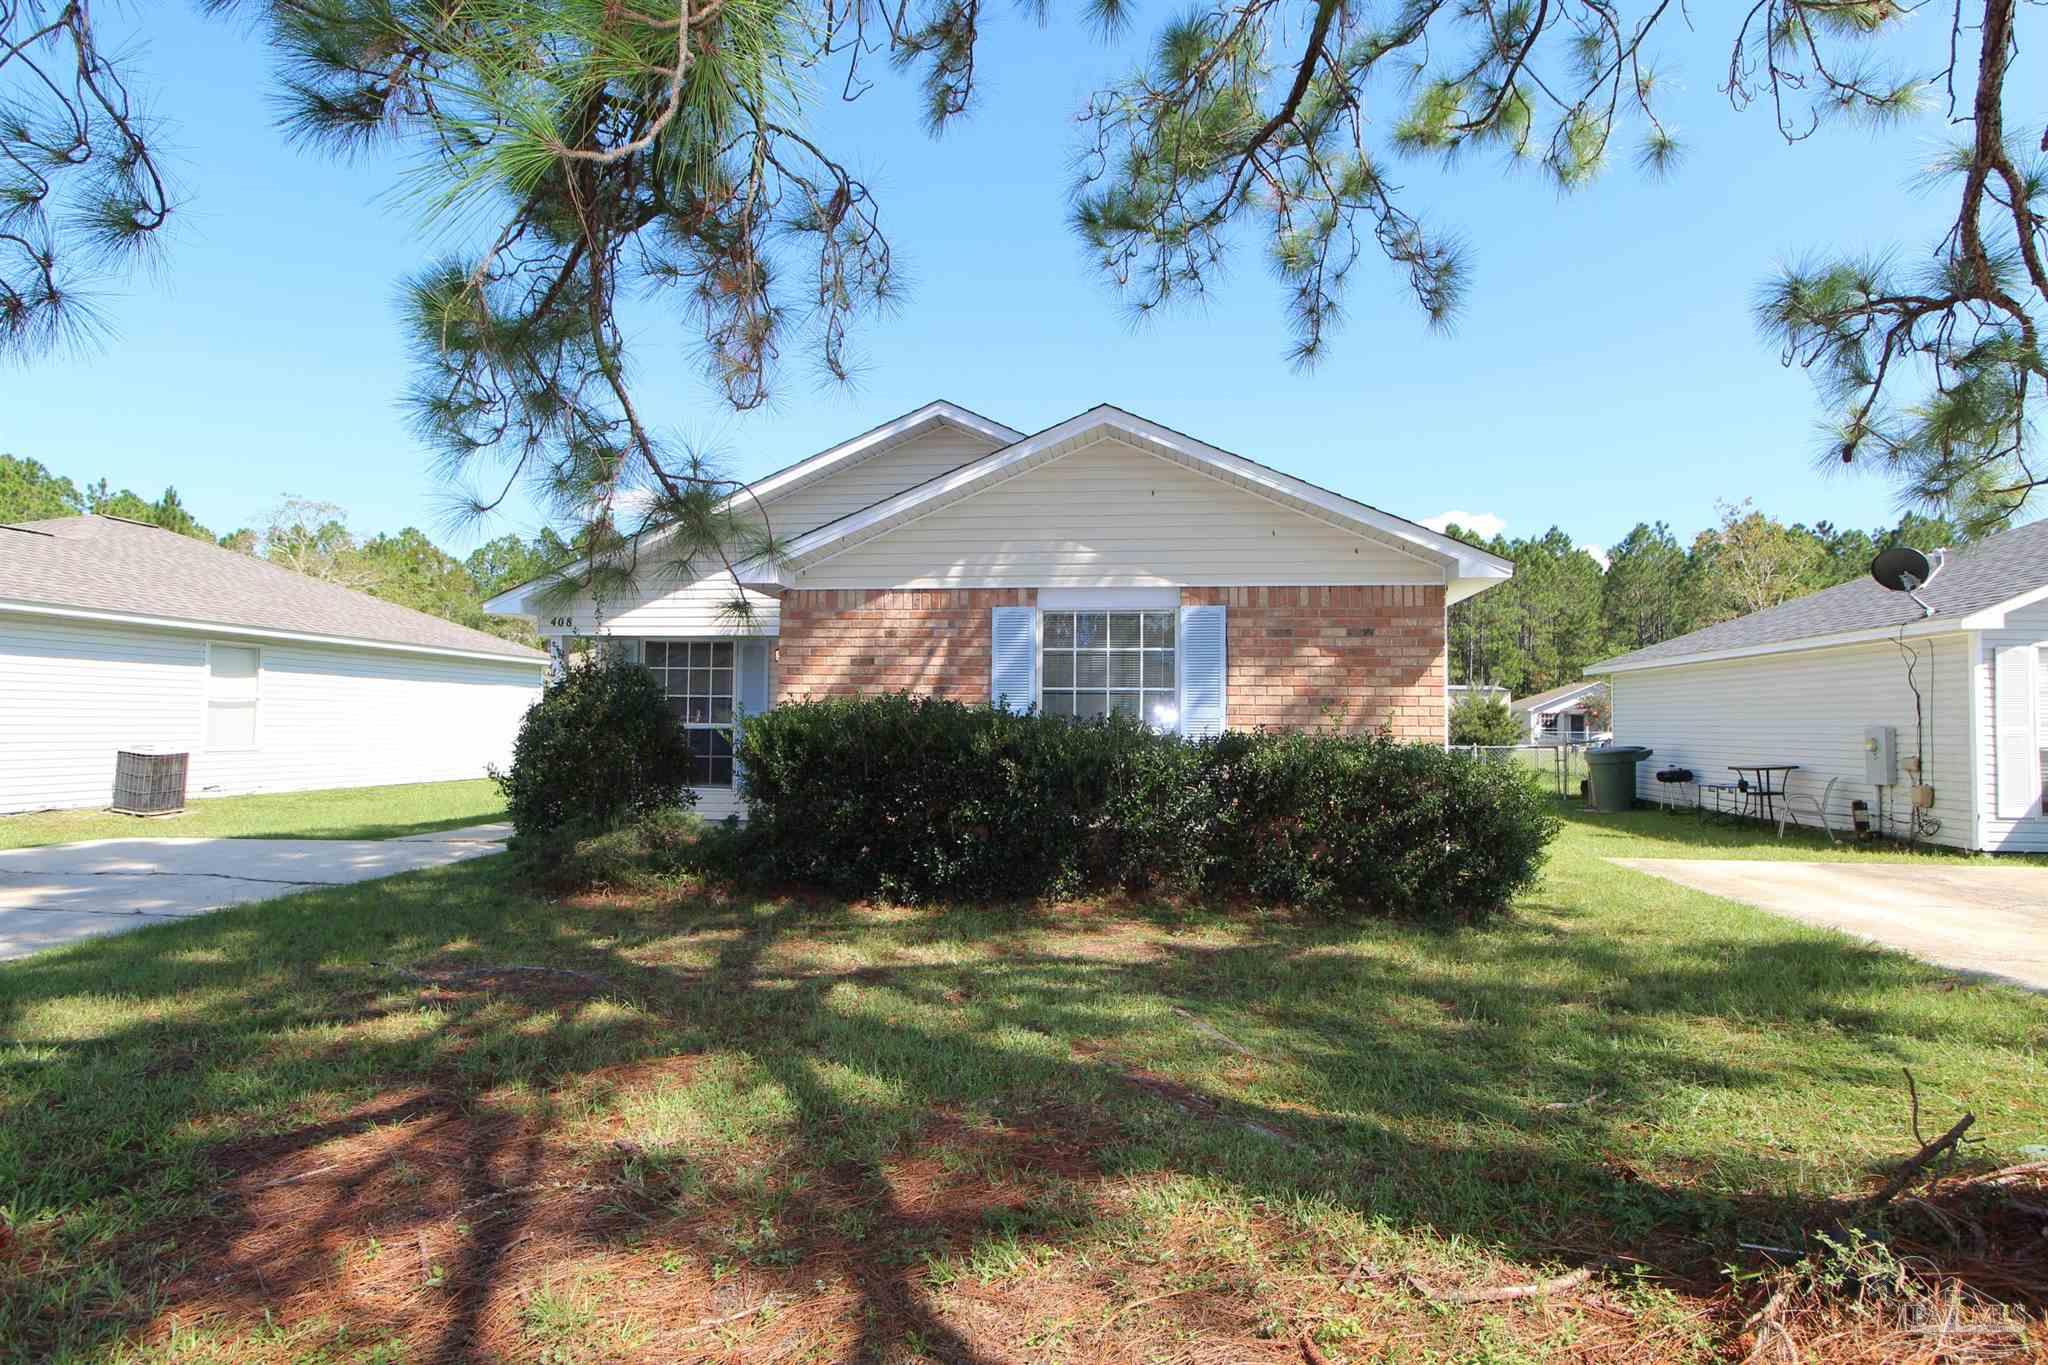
top-left (1592, 517), bottom-right (2048, 671)
top-left (0, 516), bottom-right (546, 662)
top-left (1511, 679), bottom-right (1606, 713)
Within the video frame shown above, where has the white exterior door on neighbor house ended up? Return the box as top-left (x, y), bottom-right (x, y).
top-left (1993, 642), bottom-right (2044, 821)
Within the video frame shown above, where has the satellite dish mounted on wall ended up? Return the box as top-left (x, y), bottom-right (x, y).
top-left (1870, 545), bottom-right (1945, 618)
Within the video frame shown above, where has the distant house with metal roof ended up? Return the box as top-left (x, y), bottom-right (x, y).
top-left (1589, 517), bottom-right (2048, 852)
top-left (1, 515), bottom-right (546, 814)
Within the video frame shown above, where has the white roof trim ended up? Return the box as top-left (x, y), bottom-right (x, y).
top-left (1955, 580), bottom-right (2048, 629)
top-left (1511, 681), bottom-right (1604, 713)
top-left (1592, 616), bottom-right (1963, 674)
top-left (483, 400), bottom-right (1024, 616)
top-left (2, 599), bottom-right (550, 667)
top-left (757, 405), bottom-right (1514, 600)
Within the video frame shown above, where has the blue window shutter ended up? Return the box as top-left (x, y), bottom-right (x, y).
top-left (734, 641), bottom-right (771, 789)
top-left (990, 606), bottom-right (1037, 712)
top-left (1178, 604), bottom-right (1227, 737)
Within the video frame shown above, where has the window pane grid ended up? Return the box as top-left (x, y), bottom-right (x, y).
top-left (647, 639), bottom-right (737, 786)
top-left (1040, 611), bottom-right (1177, 731)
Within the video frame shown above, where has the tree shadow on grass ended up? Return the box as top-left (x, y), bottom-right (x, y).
top-left (0, 858), bottom-right (2038, 1361)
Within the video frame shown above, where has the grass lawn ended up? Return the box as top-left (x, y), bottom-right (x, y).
top-left (2, 804), bottom-right (2043, 1362)
top-left (0, 780), bottom-right (508, 850)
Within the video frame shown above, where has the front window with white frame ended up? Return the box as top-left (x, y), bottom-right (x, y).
top-left (1040, 610), bottom-right (1177, 729)
top-left (645, 640), bottom-right (735, 786)
top-left (206, 644), bottom-right (260, 750)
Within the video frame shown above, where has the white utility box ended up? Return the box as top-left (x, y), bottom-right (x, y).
top-left (1863, 725), bottom-right (1898, 786)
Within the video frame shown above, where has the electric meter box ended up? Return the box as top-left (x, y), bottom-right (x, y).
top-left (1864, 725), bottom-right (1899, 786)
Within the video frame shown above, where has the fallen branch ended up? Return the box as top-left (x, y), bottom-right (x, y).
top-left (1863, 1111), bottom-right (1976, 1212)
top-left (1959, 1160), bottom-right (2048, 1188)
top-left (1739, 1289), bottom-right (1790, 1365)
top-left (251, 1162), bottom-right (338, 1190)
top-left (1540, 1088), bottom-right (1606, 1111)
top-left (674, 1293), bottom-right (795, 1339)
top-left (1406, 1262), bottom-right (1598, 1304)
top-left (1298, 1332), bottom-right (1333, 1365)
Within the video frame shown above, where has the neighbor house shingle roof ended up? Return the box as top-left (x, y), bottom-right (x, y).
top-left (1592, 517), bottom-right (2048, 671)
top-left (0, 516), bottom-right (546, 662)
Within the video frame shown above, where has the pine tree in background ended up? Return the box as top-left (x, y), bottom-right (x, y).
top-left (0, 455), bottom-right (84, 521)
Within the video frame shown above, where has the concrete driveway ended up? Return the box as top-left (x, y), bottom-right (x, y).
top-left (0, 824), bottom-right (511, 961)
top-left (1613, 858), bottom-right (2048, 992)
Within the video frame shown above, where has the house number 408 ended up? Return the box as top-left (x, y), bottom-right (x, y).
top-left (548, 615), bottom-right (575, 629)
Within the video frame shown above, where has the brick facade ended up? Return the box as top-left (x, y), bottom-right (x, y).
top-left (773, 584), bottom-right (1446, 741)
top-left (1181, 585), bottom-right (1447, 741)
top-left (775, 589), bottom-right (1035, 701)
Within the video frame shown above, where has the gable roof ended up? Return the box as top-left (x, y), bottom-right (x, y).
top-left (0, 516), bottom-right (546, 663)
top-left (481, 399), bottom-right (1022, 614)
top-left (743, 404), bottom-right (1514, 603)
top-left (1591, 516), bottom-right (2048, 673)
top-left (1511, 679), bottom-right (1606, 714)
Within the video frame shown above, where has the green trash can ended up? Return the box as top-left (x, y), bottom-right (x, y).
top-left (1584, 745), bottom-right (1653, 813)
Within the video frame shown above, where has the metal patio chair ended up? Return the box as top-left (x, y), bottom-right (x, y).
top-left (1776, 775), bottom-right (1841, 842)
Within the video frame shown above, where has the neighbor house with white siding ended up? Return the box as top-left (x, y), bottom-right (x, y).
top-left (1, 515), bottom-right (547, 814)
top-left (487, 401), bottom-right (1514, 820)
top-left (1590, 517), bottom-right (2048, 852)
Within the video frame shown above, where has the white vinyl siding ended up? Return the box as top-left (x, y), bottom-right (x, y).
top-left (541, 573), bottom-right (783, 641)
top-left (1975, 600), bottom-right (2048, 850)
top-left (535, 425), bottom-right (1003, 640)
top-left (0, 614), bottom-right (543, 814)
top-left (1607, 635), bottom-right (1974, 849)
top-left (760, 423), bottom-right (1005, 540)
top-left (796, 436), bottom-right (1446, 590)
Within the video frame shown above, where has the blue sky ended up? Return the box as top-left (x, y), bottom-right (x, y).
top-left (3, 3), bottom-right (2009, 561)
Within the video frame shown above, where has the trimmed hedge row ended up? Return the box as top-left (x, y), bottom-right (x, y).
top-left (732, 695), bottom-right (1560, 920)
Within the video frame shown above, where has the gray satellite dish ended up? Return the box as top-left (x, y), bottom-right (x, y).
top-left (1870, 545), bottom-right (1944, 616)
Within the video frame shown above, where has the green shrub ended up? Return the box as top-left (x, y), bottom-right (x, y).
top-left (733, 695), bottom-right (1560, 920)
top-left (492, 649), bottom-right (697, 840)
top-left (1449, 695), bottom-right (1524, 746)
top-left (514, 808), bottom-right (710, 894)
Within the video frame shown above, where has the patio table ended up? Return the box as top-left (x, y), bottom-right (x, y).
top-left (1729, 764), bottom-right (1800, 823)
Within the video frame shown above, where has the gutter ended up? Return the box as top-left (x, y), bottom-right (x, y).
top-left (1591, 615), bottom-right (1964, 675)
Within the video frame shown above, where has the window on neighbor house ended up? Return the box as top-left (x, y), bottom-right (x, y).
top-left (1040, 610), bottom-right (1177, 730)
top-left (644, 640), bottom-right (735, 786)
top-left (206, 645), bottom-right (260, 750)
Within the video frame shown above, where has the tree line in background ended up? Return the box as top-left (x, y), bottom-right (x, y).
top-left (1446, 501), bottom-right (1970, 698)
top-left (0, 455), bottom-right (564, 647)
top-left (2, 450), bottom-right (1982, 692)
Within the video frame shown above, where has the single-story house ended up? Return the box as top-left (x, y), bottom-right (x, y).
top-left (487, 401), bottom-right (1514, 819)
top-left (1510, 679), bottom-right (1608, 744)
top-left (0, 515), bottom-right (548, 814)
top-left (1590, 516), bottom-right (2048, 852)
